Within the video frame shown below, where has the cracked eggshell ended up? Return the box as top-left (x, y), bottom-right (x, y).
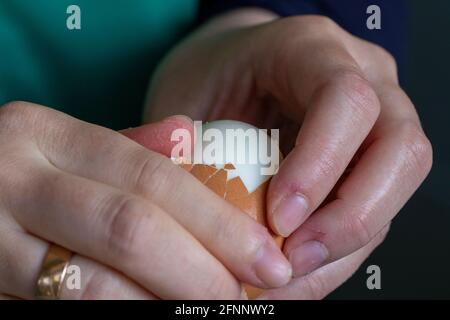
top-left (179, 120), bottom-right (284, 299)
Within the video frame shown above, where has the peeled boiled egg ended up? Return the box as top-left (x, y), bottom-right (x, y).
top-left (178, 120), bottom-right (284, 298)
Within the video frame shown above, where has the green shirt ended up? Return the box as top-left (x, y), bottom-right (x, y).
top-left (0, 0), bottom-right (197, 129)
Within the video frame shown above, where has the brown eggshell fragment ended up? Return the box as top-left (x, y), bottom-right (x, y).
top-left (205, 169), bottom-right (227, 198)
top-left (180, 162), bottom-right (284, 299)
top-left (230, 181), bottom-right (284, 299)
top-left (189, 164), bottom-right (218, 183)
top-left (224, 163), bottom-right (236, 170)
top-left (237, 182), bottom-right (284, 248)
top-left (225, 177), bottom-right (248, 202)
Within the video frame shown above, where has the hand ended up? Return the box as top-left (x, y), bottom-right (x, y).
top-left (145, 10), bottom-right (432, 298)
top-left (0, 101), bottom-right (291, 300)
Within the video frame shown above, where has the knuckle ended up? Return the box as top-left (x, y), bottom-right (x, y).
top-left (207, 208), bottom-right (236, 245)
top-left (345, 212), bottom-right (374, 249)
top-left (0, 101), bottom-right (29, 129)
top-left (274, 15), bottom-right (339, 40)
top-left (132, 152), bottom-right (176, 198)
top-left (369, 44), bottom-right (398, 78)
top-left (214, 208), bottom-right (267, 262)
top-left (104, 195), bottom-right (152, 263)
top-left (397, 121), bottom-right (433, 178)
top-left (326, 70), bottom-right (381, 123)
top-left (242, 226), bottom-right (269, 262)
top-left (1, 101), bottom-right (28, 114)
top-left (0, 101), bottom-right (52, 135)
top-left (313, 152), bottom-right (346, 185)
top-left (0, 101), bottom-right (41, 120)
top-left (298, 15), bottom-right (339, 34)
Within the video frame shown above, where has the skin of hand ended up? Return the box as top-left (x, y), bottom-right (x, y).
top-left (0, 101), bottom-right (293, 300)
top-left (144, 9), bottom-right (433, 299)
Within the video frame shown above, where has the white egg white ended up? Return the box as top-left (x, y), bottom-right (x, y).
top-left (195, 120), bottom-right (280, 193)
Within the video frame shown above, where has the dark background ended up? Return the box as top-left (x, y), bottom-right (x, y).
top-left (329, 0), bottom-right (450, 299)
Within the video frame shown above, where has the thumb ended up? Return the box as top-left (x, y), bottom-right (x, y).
top-left (120, 115), bottom-right (194, 157)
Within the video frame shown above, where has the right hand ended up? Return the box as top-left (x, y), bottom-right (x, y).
top-left (0, 101), bottom-right (291, 300)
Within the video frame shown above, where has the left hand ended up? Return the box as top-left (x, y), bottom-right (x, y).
top-left (144, 9), bottom-right (433, 298)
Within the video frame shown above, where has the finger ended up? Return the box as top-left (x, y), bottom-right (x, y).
top-left (253, 20), bottom-right (381, 236)
top-left (268, 69), bottom-right (380, 237)
top-left (0, 294), bottom-right (19, 300)
top-left (0, 217), bottom-right (156, 300)
top-left (14, 103), bottom-right (291, 289)
top-left (283, 86), bottom-right (432, 277)
top-left (3, 161), bottom-right (243, 299)
top-left (120, 115), bottom-right (194, 157)
top-left (258, 224), bottom-right (390, 300)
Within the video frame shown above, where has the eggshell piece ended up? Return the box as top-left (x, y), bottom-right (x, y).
top-left (178, 120), bottom-right (285, 299)
top-left (224, 163), bottom-right (236, 170)
top-left (180, 162), bottom-right (285, 299)
top-left (227, 181), bottom-right (265, 222)
top-left (237, 181), bottom-right (284, 298)
top-left (189, 164), bottom-right (218, 183)
top-left (205, 169), bottom-right (227, 197)
top-left (229, 181), bottom-right (284, 248)
top-left (225, 177), bottom-right (248, 202)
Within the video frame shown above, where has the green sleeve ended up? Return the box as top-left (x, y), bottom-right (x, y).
top-left (0, 0), bottom-right (197, 129)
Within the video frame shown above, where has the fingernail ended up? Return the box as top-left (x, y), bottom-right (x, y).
top-left (164, 114), bottom-right (193, 125)
top-left (253, 240), bottom-right (292, 288)
top-left (273, 193), bottom-right (308, 237)
top-left (289, 241), bottom-right (329, 277)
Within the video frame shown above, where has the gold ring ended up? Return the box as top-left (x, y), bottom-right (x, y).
top-left (35, 244), bottom-right (72, 300)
